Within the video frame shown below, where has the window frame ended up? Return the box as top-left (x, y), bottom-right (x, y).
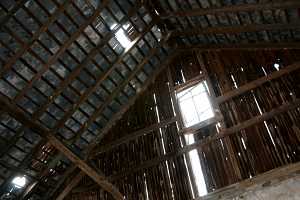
top-left (175, 76), bottom-right (217, 132)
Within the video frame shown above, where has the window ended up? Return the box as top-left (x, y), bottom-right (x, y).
top-left (176, 81), bottom-right (214, 128)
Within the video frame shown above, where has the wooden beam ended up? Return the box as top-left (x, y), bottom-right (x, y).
top-left (216, 62), bottom-right (300, 104)
top-left (52, 18), bottom-right (158, 139)
top-left (178, 42), bottom-right (300, 51)
top-left (44, 166), bottom-right (77, 199)
top-left (174, 74), bottom-right (206, 93)
top-left (91, 116), bottom-right (178, 157)
top-left (85, 52), bottom-right (179, 155)
top-left (56, 171), bottom-right (85, 200)
top-left (170, 23), bottom-right (300, 37)
top-left (161, 1), bottom-right (300, 18)
top-left (72, 33), bottom-right (167, 145)
top-left (0, 95), bottom-right (123, 200)
top-left (60, 51), bottom-right (178, 197)
top-left (0, 0), bottom-right (29, 27)
top-left (0, 0), bottom-right (72, 79)
top-left (13, 0), bottom-right (111, 102)
top-left (89, 99), bottom-right (300, 183)
top-left (220, 99), bottom-right (300, 136)
top-left (0, 0), bottom-right (134, 160)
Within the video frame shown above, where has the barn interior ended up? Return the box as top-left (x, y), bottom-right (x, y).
top-left (0, 0), bottom-right (300, 199)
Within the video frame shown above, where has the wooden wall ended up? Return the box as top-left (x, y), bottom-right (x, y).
top-left (67, 49), bottom-right (300, 199)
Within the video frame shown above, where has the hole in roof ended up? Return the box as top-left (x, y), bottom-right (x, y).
top-left (115, 28), bottom-right (131, 48)
top-left (12, 176), bottom-right (27, 188)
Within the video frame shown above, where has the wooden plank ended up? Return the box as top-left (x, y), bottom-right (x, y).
top-left (219, 99), bottom-right (300, 136)
top-left (0, 0), bottom-right (72, 79)
top-left (90, 116), bottom-right (178, 157)
top-left (167, 66), bottom-right (200, 197)
top-left (178, 42), bottom-right (300, 51)
top-left (57, 51), bottom-right (178, 197)
top-left (13, 0), bottom-right (111, 102)
top-left (56, 171), bottom-right (85, 200)
top-left (174, 74), bottom-right (206, 93)
top-left (85, 51), bottom-right (179, 155)
top-left (0, 0), bottom-right (139, 159)
top-left (161, 1), bottom-right (300, 18)
top-left (72, 31), bottom-right (165, 145)
top-left (171, 23), bottom-right (300, 37)
top-left (216, 62), bottom-right (300, 104)
top-left (87, 99), bottom-right (300, 182)
top-left (0, 95), bottom-right (123, 200)
top-left (195, 162), bottom-right (300, 200)
top-left (52, 18), bottom-right (157, 137)
top-left (0, 0), bottom-right (29, 27)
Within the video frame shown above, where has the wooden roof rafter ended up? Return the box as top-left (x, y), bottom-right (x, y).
top-left (0, 0), bottom-right (170, 198)
top-left (161, 1), bottom-right (300, 18)
top-left (0, 95), bottom-right (124, 199)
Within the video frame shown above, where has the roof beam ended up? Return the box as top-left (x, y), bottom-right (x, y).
top-left (56, 171), bottom-right (85, 200)
top-left (0, 0), bottom-right (72, 79)
top-left (170, 23), bottom-right (300, 37)
top-left (55, 51), bottom-right (178, 197)
top-left (90, 116), bottom-right (178, 157)
top-left (12, 0), bottom-right (111, 102)
top-left (106, 99), bottom-right (300, 182)
top-left (73, 36), bottom-right (168, 143)
top-left (216, 61), bottom-right (300, 104)
top-left (51, 18), bottom-right (157, 141)
top-left (0, 0), bottom-right (30, 27)
top-left (91, 61), bottom-right (300, 156)
top-left (178, 42), bottom-right (300, 51)
top-left (0, 0), bottom-right (140, 159)
top-left (85, 51), bottom-right (179, 154)
top-left (0, 96), bottom-right (123, 200)
top-left (161, 1), bottom-right (300, 18)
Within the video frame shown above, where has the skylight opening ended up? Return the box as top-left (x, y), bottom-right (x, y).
top-left (12, 176), bottom-right (26, 189)
top-left (115, 28), bottom-right (131, 48)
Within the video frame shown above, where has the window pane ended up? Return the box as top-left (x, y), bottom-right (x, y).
top-left (177, 81), bottom-right (214, 127)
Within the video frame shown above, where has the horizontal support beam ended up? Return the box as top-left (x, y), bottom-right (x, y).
top-left (216, 62), bottom-right (300, 104)
top-left (174, 74), bottom-right (206, 93)
top-left (85, 51), bottom-right (179, 156)
top-left (178, 42), bottom-right (300, 51)
top-left (220, 99), bottom-right (300, 136)
top-left (0, 95), bottom-right (123, 200)
top-left (82, 99), bottom-right (300, 188)
top-left (91, 116), bottom-right (178, 157)
top-left (171, 23), bottom-right (300, 37)
top-left (56, 171), bottom-right (85, 200)
top-left (161, 1), bottom-right (300, 18)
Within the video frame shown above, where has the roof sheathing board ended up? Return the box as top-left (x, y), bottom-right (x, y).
top-left (0, 0), bottom-right (172, 198)
top-left (158, 0), bottom-right (300, 46)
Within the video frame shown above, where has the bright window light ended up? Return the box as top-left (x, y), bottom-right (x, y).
top-left (115, 28), bottom-right (131, 48)
top-left (12, 176), bottom-right (26, 188)
top-left (273, 63), bottom-right (280, 71)
top-left (176, 81), bottom-right (214, 127)
top-left (185, 134), bottom-right (207, 196)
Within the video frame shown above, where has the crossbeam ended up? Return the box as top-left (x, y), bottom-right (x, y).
top-left (161, 1), bottom-right (300, 18)
top-left (170, 23), bottom-right (300, 37)
top-left (0, 95), bottom-right (123, 200)
top-left (178, 42), bottom-right (300, 51)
